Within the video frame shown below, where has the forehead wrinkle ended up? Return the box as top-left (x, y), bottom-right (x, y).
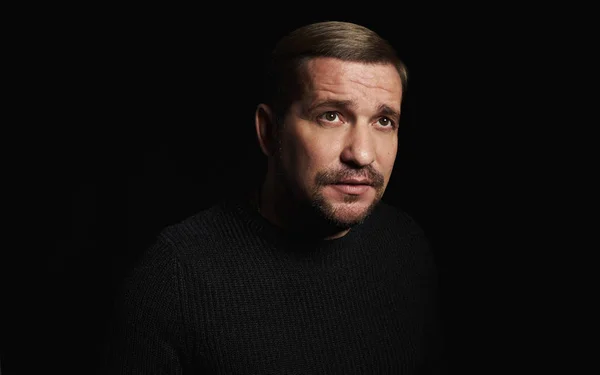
top-left (301, 60), bottom-right (402, 113)
top-left (306, 88), bottom-right (400, 113)
top-left (303, 87), bottom-right (348, 105)
top-left (347, 77), bottom-right (400, 94)
top-left (308, 73), bottom-right (401, 101)
top-left (307, 60), bottom-right (401, 92)
top-left (309, 87), bottom-right (400, 113)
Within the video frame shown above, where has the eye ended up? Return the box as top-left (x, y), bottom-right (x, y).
top-left (319, 111), bottom-right (340, 122)
top-left (377, 117), bottom-right (395, 128)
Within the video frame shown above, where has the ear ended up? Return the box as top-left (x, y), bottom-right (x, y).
top-left (255, 103), bottom-right (278, 157)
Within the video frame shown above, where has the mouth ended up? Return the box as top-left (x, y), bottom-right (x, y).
top-left (335, 178), bottom-right (373, 186)
top-left (330, 181), bottom-right (373, 195)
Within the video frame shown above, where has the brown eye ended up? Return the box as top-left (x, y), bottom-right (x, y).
top-left (323, 112), bottom-right (338, 121)
top-left (378, 117), bottom-right (393, 127)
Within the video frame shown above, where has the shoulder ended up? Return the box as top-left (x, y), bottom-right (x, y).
top-left (159, 203), bottom-right (225, 245)
top-left (371, 200), bottom-right (426, 237)
top-left (369, 200), bottom-right (435, 261)
top-left (371, 201), bottom-right (439, 276)
top-left (148, 198), bottom-right (249, 262)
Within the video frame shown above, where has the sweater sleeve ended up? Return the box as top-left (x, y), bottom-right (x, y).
top-left (103, 237), bottom-right (193, 374)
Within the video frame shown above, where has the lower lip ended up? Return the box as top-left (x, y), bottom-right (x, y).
top-left (330, 184), bottom-right (371, 195)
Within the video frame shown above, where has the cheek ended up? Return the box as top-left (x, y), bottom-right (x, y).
top-left (304, 137), bottom-right (338, 164)
top-left (284, 129), bottom-right (339, 177)
top-left (380, 140), bottom-right (398, 176)
top-left (279, 133), bottom-right (314, 182)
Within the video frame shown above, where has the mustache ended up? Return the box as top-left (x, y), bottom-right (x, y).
top-left (315, 166), bottom-right (385, 188)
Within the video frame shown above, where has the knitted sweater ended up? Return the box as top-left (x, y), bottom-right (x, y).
top-left (105, 194), bottom-right (444, 374)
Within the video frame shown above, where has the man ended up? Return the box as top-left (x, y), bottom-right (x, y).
top-left (105, 21), bottom-right (444, 374)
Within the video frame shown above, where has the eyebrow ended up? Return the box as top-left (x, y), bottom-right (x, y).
top-left (377, 104), bottom-right (401, 123)
top-left (303, 99), bottom-right (355, 115)
top-left (303, 99), bottom-right (400, 122)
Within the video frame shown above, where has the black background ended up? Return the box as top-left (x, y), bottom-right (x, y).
top-left (2, 5), bottom-right (554, 374)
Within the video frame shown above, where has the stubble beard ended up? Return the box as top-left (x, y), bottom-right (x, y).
top-left (309, 185), bottom-right (383, 229)
top-left (273, 151), bottom-right (385, 233)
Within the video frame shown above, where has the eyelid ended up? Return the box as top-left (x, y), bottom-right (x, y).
top-left (377, 116), bottom-right (398, 128)
top-left (319, 111), bottom-right (343, 121)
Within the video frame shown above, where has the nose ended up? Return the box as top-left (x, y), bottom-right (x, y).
top-left (340, 123), bottom-right (376, 167)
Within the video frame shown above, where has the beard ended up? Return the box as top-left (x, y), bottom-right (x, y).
top-left (309, 167), bottom-right (385, 229)
top-left (273, 151), bottom-right (386, 233)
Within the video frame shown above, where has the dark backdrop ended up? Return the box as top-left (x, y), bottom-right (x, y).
top-left (2, 7), bottom-right (531, 374)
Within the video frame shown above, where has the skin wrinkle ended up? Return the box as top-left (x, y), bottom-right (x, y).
top-left (347, 78), bottom-right (396, 91)
top-left (310, 59), bottom-right (399, 90)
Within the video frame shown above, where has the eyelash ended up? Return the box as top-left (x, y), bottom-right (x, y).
top-left (318, 111), bottom-right (397, 129)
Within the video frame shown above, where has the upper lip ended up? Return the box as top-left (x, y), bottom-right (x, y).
top-left (336, 178), bottom-right (372, 185)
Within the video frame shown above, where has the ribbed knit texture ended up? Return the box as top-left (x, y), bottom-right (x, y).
top-left (105, 193), bottom-right (443, 374)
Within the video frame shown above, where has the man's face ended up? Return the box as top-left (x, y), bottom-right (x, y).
top-left (275, 57), bottom-right (402, 228)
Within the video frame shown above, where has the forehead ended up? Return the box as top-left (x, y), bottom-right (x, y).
top-left (302, 57), bottom-right (403, 104)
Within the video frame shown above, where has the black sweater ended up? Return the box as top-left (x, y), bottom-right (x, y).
top-left (105, 195), bottom-right (444, 374)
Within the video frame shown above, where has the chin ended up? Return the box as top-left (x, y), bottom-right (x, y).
top-left (302, 183), bottom-right (384, 230)
top-left (315, 199), bottom-right (376, 229)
